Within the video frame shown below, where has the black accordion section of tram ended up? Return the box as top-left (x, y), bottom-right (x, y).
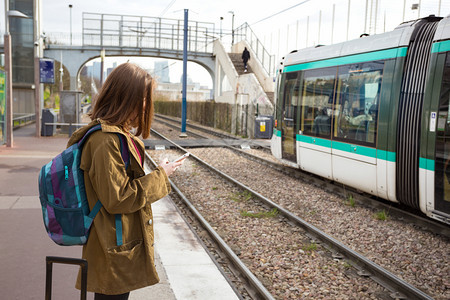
top-left (396, 16), bottom-right (441, 208)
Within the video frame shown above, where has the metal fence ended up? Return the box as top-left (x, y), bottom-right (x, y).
top-left (13, 113), bottom-right (35, 129)
top-left (234, 23), bottom-right (276, 76)
top-left (44, 32), bottom-right (83, 46)
top-left (82, 13), bottom-right (216, 53)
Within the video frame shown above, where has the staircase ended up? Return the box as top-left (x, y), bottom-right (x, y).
top-left (229, 52), bottom-right (273, 103)
top-left (229, 53), bottom-right (253, 75)
top-left (265, 92), bottom-right (274, 103)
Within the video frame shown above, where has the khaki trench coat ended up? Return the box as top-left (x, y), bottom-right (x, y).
top-left (67, 119), bottom-right (171, 295)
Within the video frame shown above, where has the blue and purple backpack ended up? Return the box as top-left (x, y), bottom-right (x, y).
top-left (38, 124), bottom-right (129, 246)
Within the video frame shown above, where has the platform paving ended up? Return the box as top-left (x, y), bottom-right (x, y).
top-left (0, 124), bottom-right (238, 299)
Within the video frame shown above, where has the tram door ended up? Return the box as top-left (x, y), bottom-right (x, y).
top-left (435, 53), bottom-right (450, 215)
top-left (281, 72), bottom-right (299, 162)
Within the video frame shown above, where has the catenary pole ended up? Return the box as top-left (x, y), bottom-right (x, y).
top-left (346, 0), bottom-right (351, 40)
top-left (180, 9), bottom-right (188, 137)
top-left (331, 4), bottom-right (335, 44)
top-left (5, 0), bottom-right (12, 147)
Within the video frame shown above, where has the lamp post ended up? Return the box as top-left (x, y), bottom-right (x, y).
top-left (228, 11), bottom-right (234, 45)
top-left (69, 4), bottom-right (73, 46)
top-left (4, 1), bottom-right (28, 147)
top-left (220, 16), bottom-right (223, 40)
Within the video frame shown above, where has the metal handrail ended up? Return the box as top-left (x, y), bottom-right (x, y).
top-left (12, 113), bottom-right (35, 129)
top-left (81, 12), bottom-right (216, 53)
top-left (234, 22), bottom-right (276, 76)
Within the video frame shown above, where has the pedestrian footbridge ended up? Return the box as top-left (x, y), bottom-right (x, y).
top-left (44, 13), bottom-right (217, 90)
top-left (44, 13), bottom-right (276, 137)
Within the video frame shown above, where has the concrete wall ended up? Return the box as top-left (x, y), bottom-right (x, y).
top-left (236, 74), bottom-right (271, 108)
top-left (213, 40), bottom-right (238, 104)
top-left (13, 88), bottom-right (35, 114)
top-left (235, 73), bottom-right (273, 137)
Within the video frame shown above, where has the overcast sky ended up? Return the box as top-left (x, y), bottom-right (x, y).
top-left (39, 0), bottom-right (449, 39)
top-left (3, 0), bottom-right (449, 87)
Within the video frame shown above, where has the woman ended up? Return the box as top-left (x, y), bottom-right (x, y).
top-left (67, 63), bottom-right (183, 299)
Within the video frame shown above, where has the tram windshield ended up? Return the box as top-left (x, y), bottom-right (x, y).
top-left (435, 52), bottom-right (450, 215)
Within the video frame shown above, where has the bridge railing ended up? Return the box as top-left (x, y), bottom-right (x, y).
top-left (234, 23), bottom-right (276, 76)
top-left (82, 13), bottom-right (216, 53)
top-left (45, 32), bottom-right (83, 46)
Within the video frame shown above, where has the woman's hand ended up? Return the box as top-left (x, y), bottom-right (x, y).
top-left (159, 157), bottom-right (185, 176)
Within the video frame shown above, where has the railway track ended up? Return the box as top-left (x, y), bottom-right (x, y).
top-left (152, 115), bottom-right (450, 239)
top-left (146, 128), bottom-right (439, 300)
top-left (154, 114), bottom-right (271, 150)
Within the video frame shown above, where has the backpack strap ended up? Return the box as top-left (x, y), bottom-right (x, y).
top-left (116, 133), bottom-right (130, 169)
top-left (81, 124), bottom-right (130, 247)
top-left (115, 215), bottom-right (123, 246)
top-left (77, 124), bottom-right (102, 147)
top-left (87, 200), bottom-right (123, 246)
top-left (114, 133), bottom-right (129, 246)
top-left (88, 199), bottom-right (103, 219)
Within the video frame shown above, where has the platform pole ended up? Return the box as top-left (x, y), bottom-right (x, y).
top-left (180, 9), bottom-right (188, 138)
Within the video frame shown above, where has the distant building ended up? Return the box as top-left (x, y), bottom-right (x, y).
top-left (180, 74), bottom-right (194, 85)
top-left (84, 65), bottom-right (92, 78)
top-left (92, 62), bottom-right (102, 80)
top-left (154, 61), bottom-right (170, 83)
top-left (106, 68), bottom-right (114, 77)
top-left (155, 82), bottom-right (212, 101)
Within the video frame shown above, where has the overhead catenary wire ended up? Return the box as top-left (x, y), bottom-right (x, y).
top-left (160, 0), bottom-right (177, 17)
top-left (153, 61), bottom-right (177, 74)
top-left (251, 0), bottom-right (312, 26)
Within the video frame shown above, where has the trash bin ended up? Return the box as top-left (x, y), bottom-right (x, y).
top-left (254, 116), bottom-right (273, 139)
top-left (41, 108), bottom-right (57, 136)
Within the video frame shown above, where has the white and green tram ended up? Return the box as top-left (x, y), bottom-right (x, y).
top-left (272, 15), bottom-right (450, 224)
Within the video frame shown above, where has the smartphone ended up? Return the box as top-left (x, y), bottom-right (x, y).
top-left (173, 153), bottom-right (189, 163)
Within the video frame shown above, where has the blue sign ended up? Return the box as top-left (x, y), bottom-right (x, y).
top-left (40, 59), bottom-right (55, 84)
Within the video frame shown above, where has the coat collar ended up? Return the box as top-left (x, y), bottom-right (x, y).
top-left (67, 118), bottom-right (145, 170)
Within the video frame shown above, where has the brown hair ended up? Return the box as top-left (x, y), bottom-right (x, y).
top-left (91, 63), bottom-right (154, 139)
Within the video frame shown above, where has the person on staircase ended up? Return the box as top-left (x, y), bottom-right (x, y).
top-left (242, 47), bottom-right (250, 72)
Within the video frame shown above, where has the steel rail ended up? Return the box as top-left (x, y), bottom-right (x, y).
top-left (155, 113), bottom-right (236, 139)
top-left (230, 147), bottom-right (450, 239)
top-left (154, 114), bottom-right (270, 150)
top-left (153, 117), bottom-right (206, 139)
top-left (150, 128), bottom-right (434, 300)
top-left (155, 114), bottom-right (450, 238)
top-left (143, 146), bottom-right (275, 300)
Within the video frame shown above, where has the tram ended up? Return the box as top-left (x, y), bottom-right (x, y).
top-left (271, 15), bottom-right (450, 224)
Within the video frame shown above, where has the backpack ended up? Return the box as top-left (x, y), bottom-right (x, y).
top-left (38, 124), bottom-right (129, 246)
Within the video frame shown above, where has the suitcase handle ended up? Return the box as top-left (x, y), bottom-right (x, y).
top-left (45, 256), bottom-right (88, 300)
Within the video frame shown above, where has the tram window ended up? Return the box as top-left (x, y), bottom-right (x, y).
top-left (282, 72), bottom-right (300, 121)
top-left (279, 71), bottom-right (300, 159)
top-left (300, 67), bottom-right (337, 137)
top-left (334, 61), bottom-right (384, 146)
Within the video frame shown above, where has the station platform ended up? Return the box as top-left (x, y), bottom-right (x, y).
top-left (0, 124), bottom-right (239, 300)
